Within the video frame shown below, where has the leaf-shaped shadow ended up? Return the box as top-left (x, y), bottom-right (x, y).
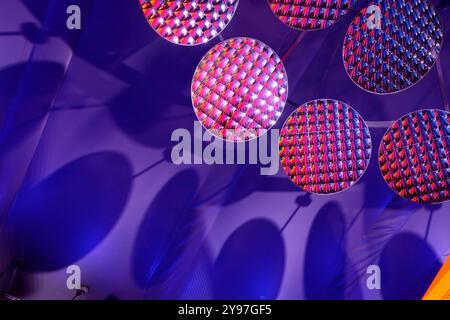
top-left (213, 218), bottom-right (285, 300)
top-left (0, 61), bottom-right (65, 135)
top-left (8, 152), bottom-right (132, 271)
top-left (304, 202), bottom-right (349, 300)
top-left (380, 233), bottom-right (442, 300)
top-left (108, 40), bottom-right (207, 149)
top-left (132, 169), bottom-right (204, 298)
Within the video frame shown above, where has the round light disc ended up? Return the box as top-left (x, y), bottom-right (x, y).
top-left (192, 37), bottom-right (288, 142)
top-left (379, 109), bottom-right (450, 204)
top-left (279, 99), bottom-right (372, 194)
top-left (343, 0), bottom-right (443, 94)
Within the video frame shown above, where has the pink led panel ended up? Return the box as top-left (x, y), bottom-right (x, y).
top-left (139, 0), bottom-right (239, 46)
top-left (268, 0), bottom-right (357, 30)
top-left (192, 37), bottom-right (288, 142)
top-left (279, 99), bottom-right (372, 194)
top-left (379, 110), bottom-right (450, 204)
top-left (343, 0), bottom-right (443, 94)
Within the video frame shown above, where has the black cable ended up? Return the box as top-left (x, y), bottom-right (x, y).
top-left (71, 286), bottom-right (89, 300)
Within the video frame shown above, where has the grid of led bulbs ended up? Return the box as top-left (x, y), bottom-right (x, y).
top-left (279, 99), bottom-right (372, 194)
top-left (192, 37), bottom-right (288, 142)
top-left (343, 0), bottom-right (443, 93)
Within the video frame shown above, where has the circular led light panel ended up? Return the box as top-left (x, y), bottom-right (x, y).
top-left (268, 0), bottom-right (357, 30)
top-left (379, 110), bottom-right (449, 204)
top-left (279, 99), bottom-right (372, 194)
top-left (343, 0), bottom-right (443, 94)
top-left (192, 37), bottom-right (288, 142)
top-left (139, 0), bottom-right (239, 46)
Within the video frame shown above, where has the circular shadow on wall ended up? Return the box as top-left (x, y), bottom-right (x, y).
top-left (132, 170), bottom-right (201, 293)
top-left (7, 152), bottom-right (132, 271)
top-left (213, 218), bottom-right (285, 300)
top-left (304, 202), bottom-right (358, 300)
top-left (380, 232), bottom-right (442, 300)
top-left (108, 42), bottom-right (206, 150)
